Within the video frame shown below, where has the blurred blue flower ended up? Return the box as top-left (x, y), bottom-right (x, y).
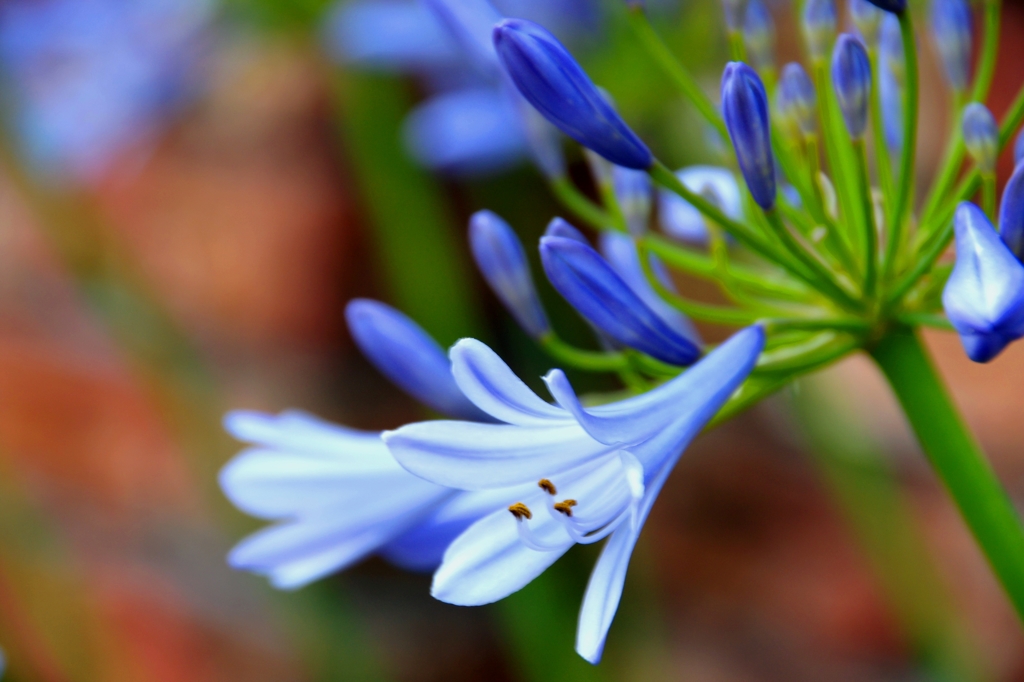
top-left (831, 34), bottom-right (871, 139)
top-left (384, 326), bottom-right (764, 662)
top-left (721, 62), bottom-right (776, 209)
top-left (878, 14), bottom-right (904, 152)
top-left (861, 0), bottom-right (906, 15)
top-left (743, 0), bottom-right (775, 72)
top-left (801, 0), bottom-right (837, 61)
top-left (0, 0), bottom-right (213, 183)
top-left (612, 165), bottom-right (653, 236)
top-left (849, 0), bottom-right (883, 44)
top-left (777, 62), bottom-right (817, 137)
top-left (930, 0), bottom-right (972, 93)
top-left (469, 209), bottom-right (550, 338)
top-left (1014, 128), bottom-right (1024, 167)
top-left (220, 410), bottom-right (531, 587)
top-left (346, 299), bottom-right (490, 420)
top-left (545, 216), bottom-right (589, 242)
top-left (494, 18), bottom-right (652, 169)
top-left (943, 202), bottom-right (1024, 363)
top-left (540, 235), bottom-right (701, 365)
top-left (658, 165), bottom-right (742, 243)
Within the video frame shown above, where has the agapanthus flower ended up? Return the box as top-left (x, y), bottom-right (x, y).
top-left (612, 165), bottom-right (653, 236)
top-left (943, 202), bottom-right (1024, 362)
top-left (878, 14), bottom-right (904, 152)
top-left (962, 103), bottom-right (999, 173)
top-left (1000, 163), bottom-right (1024, 259)
top-left (831, 34), bottom-right (872, 140)
top-left (777, 62), bottom-right (817, 138)
top-left (721, 62), bottom-right (776, 209)
top-left (930, 0), bottom-right (972, 93)
top-left (743, 0), bottom-right (775, 73)
top-left (384, 325), bottom-right (765, 662)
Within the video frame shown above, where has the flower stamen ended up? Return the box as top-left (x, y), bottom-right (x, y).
top-left (508, 502), bottom-right (532, 520)
top-left (553, 499), bottom-right (577, 516)
top-left (538, 478), bottom-right (557, 495)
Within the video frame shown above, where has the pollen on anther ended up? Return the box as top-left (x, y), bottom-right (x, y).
top-left (508, 502), bottom-right (533, 520)
top-left (538, 478), bottom-right (557, 495)
top-left (553, 499), bottom-right (577, 516)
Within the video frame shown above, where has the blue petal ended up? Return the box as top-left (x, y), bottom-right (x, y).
top-left (322, 0), bottom-right (460, 71)
top-left (404, 87), bottom-right (528, 176)
top-left (658, 166), bottom-right (742, 244)
top-left (721, 62), bottom-right (776, 209)
top-left (544, 216), bottom-right (588, 243)
top-left (449, 338), bottom-right (571, 426)
top-left (943, 202), bottom-right (1024, 362)
top-left (831, 34), bottom-right (871, 139)
top-left (540, 236), bottom-right (701, 365)
top-left (345, 299), bottom-right (489, 420)
top-left (543, 325), bottom-right (764, 450)
top-left (999, 163), bottom-right (1024, 260)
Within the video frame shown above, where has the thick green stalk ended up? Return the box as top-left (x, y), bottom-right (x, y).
top-left (886, 11), bottom-right (919, 283)
top-left (626, 6), bottom-right (728, 140)
top-left (871, 328), bottom-right (1024, 624)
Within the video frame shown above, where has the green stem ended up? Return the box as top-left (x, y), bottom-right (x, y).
top-left (918, 94), bottom-right (965, 233)
top-left (540, 334), bottom-right (630, 372)
top-left (871, 328), bottom-right (1024, 625)
top-left (549, 176), bottom-right (613, 231)
top-left (887, 11), bottom-right (919, 281)
top-left (868, 49), bottom-right (895, 213)
top-left (853, 139), bottom-right (878, 299)
top-left (970, 0), bottom-right (1002, 104)
top-left (626, 6), bottom-right (728, 140)
top-left (982, 171), bottom-right (997, 221)
top-left (764, 208), bottom-right (862, 310)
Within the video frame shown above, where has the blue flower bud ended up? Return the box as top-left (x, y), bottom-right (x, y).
top-left (539, 236), bottom-right (701, 365)
top-left (494, 19), bottom-right (653, 169)
top-left (612, 165), bottom-right (652, 235)
top-left (544, 216), bottom-right (589, 243)
top-left (743, 0), bottom-right (775, 71)
top-left (859, 0), bottom-right (906, 14)
top-left (777, 62), bottom-right (817, 137)
top-left (962, 103), bottom-right (998, 172)
top-left (469, 210), bottom-right (550, 338)
top-left (831, 34), bottom-right (871, 139)
top-left (879, 15), bottom-right (904, 152)
top-left (721, 62), bottom-right (776, 209)
top-left (1014, 128), bottom-right (1024, 167)
top-left (345, 299), bottom-right (488, 419)
top-left (930, 0), bottom-right (972, 92)
top-left (999, 164), bottom-right (1024, 260)
top-left (722, 0), bottom-right (748, 32)
top-left (942, 203), bottom-right (1024, 363)
top-left (849, 0), bottom-right (883, 44)
top-left (802, 0), bottom-right (837, 61)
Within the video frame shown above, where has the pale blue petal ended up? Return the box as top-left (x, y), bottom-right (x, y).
top-left (449, 338), bottom-right (571, 426)
top-left (543, 325), bottom-right (764, 446)
top-left (382, 484), bottom-right (533, 570)
top-left (224, 410), bottom-right (392, 466)
top-left (404, 87), bottom-right (528, 176)
top-left (575, 524), bottom-right (637, 663)
top-left (423, 0), bottom-right (502, 75)
top-left (384, 420), bottom-right (611, 489)
top-left (432, 498), bottom-right (572, 605)
top-left (322, 0), bottom-right (460, 71)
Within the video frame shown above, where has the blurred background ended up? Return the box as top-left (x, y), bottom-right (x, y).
top-left (1, 0), bottom-right (1024, 679)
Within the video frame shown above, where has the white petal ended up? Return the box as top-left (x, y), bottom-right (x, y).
top-left (432, 498), bottom-right (573, 605)
top-left (385, 420), bottom-right (611, 489)
top-left (575, 524), bottom-right (639, 664)
top-left (224, 410), bottom-right (389, 462)
top-left (450, 338), bottom-right (570, 426)
top-left (219, 446), bottom-right (445, 519)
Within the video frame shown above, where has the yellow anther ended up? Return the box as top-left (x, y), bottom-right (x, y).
top-left (508, 502), bottom-right (533, 520)
top-left (538, 478), bottom-right (557, 495)
top-left (553, 499), bottom-right (577, 517)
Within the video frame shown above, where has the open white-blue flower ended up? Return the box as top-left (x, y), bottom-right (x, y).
top-left (220, 410), bottom-right (531, 588)
top-left (384, 325), bottom-right (764, 663)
